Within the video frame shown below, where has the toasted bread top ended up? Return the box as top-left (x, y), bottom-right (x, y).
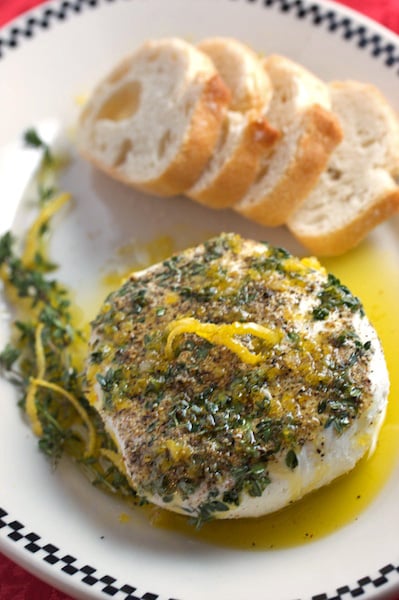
top-left (288, 80), bottom-right (399, 255)
top-left (77, 38), bottom-right (231, 196)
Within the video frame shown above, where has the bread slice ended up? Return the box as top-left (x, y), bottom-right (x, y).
top-left (186, 110), bottom-right (280, 208)
top-left (77, 38), bottom-right (231, 196)
top-left (186, 37), bottom-right (279, 208)
top-left (234, 55), bottom-right (343, 226)
top-left (288, 81), bottom-right (399, 256)
top-left (197, 37), bottom-right (272, 112)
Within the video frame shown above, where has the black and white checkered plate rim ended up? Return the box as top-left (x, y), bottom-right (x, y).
top-left (0, 0), bottom-right (398, 71)
top-left (0, 0), bottom-right (399, 598)
top-left (1, 503), bottom-right (399, 600)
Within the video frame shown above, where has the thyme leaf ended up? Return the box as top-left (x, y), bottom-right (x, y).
top-left (285, 449), bottom-right (298, 470)
top-left (189, 500), bottom-right (230, 528)
top-left (0, 344), bottom-right (20, 371)
top-left (313, 274), bottom-right (364, 320)
top-left (23, 128), bottom-right (53, 166)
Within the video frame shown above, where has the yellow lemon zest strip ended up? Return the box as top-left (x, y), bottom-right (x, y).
top-left (165, 317), bottom-right (281, 366)
top-left (100, 448), bottom-right (128, 476)
top-left (25, 384), bottom-right (43, 436)
top-left (30, 378), bottom-right (96, 457)
top-left (25, 323), bottom-right (45, 436)
top-left (22, 192), bottom-right (71, 268)
top-left (35, 324), bottom-right (46, 380)
top-left (213, 334), bottom-right (261, 365)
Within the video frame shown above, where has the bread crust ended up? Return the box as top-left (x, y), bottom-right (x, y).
top-left (81, 73), bottom-right (230, 197)
top-left (132, 74), bottom-right (231, 196)
top-left (198, 37), bottom-right (272, 113)
top-left (187, 112), bottom-right (280, 208)
top-left (291, 188), bottom-right (399, 256)
top-left (187, 37), bottom-right (278, 208)
top-left (235, 104), bottom-right (343, 226)
top-left (77, 38), bottom-right (399, 254)
top-left (77, 39), bottom-right (231, 197)
top-left (288, 79), bottom-right (399, 255)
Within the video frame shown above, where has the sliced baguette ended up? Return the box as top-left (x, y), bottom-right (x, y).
top-left (187, 110), bottom-right (280, 208)
top-left (287, 81), bottom-right (399, 256)
top-left (187, 37), bottom-right (279, 208)
top-left (77, 38), bottom-right (230, 196)
top-left (234, 55), bottom-right (343, 226)
top-left (197, 37), bottom-right (272, 112)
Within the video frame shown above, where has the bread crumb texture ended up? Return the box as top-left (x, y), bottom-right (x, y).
top-left (77, 37), bottom-right (399, 256)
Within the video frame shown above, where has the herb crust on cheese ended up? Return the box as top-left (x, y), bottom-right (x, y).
top-left (86, 233), bottom-right (388, 523)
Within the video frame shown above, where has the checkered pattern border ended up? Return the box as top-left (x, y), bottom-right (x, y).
top-left (1, 0), bottom-right (399, 598)
top-left (310, 562), bottom-right (399, 599)
top-left (259, 0), bottom-right (399, 71)
top-left (1, 505), bottom-right (399, 599)
top-left (0, 0), bottom-right (99, 59)
top-left (0, 506), bottom-right (180, 599)
top-left (0, 0), bottom-right (398, 71)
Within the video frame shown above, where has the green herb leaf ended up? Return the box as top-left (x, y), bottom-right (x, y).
top-left (24, 128), bottom-right (46, 149)
top-left (0, 344), bottom-right (20, 370)
top-left (23, 128), bottom-right (53, 165)
top-left (313, 274), bottom-right (363, 320)
top-left (0, 231), bottom-right (14, 264)
top-left (285, 449), bottom-right (298, 470)
top-left (189, 499), bottom-right (230, 528)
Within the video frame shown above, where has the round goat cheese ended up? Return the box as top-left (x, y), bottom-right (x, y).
top-left (86, 233), bottom-right (389, 522)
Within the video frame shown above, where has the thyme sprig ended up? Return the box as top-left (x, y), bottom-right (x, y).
top-left (0, 130), bottom-right (139, 501)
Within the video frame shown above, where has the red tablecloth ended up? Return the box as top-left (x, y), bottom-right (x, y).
top-left (0, 1), bottom-right (399, 598)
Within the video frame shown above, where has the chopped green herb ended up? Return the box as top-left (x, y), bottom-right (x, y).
top-left (190, 500), bottom-right (230, 528)
top-left (285, 449), bottom-right (298, 470)
top-left (23, 128), bottom-right (53, 166)
top-left (313, 273), bottom-right (363, 320)
top-left (0, 344), bottom-right (20, 371)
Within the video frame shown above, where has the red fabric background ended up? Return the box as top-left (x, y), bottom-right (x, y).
top-left (0, 0), bottom-right (398, 598)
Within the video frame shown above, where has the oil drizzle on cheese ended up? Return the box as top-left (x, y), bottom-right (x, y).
top-left (102, 235), bottom-right (175, 290)
top-left (79, 235), bottom-right (177, 323)
top-left (143, 241), bottom-right (399, 550)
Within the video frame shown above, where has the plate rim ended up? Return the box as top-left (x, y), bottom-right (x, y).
top-left (0, 0), bottom-right (399, 71)
top-left (1, 0), bottom-right (399, 599)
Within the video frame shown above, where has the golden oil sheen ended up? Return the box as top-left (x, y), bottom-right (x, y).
top-left (148, 241), bottom-right (399, 549)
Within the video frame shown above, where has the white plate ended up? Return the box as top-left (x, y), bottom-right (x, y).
top-left (1, 1), bottom-right (399, 599)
